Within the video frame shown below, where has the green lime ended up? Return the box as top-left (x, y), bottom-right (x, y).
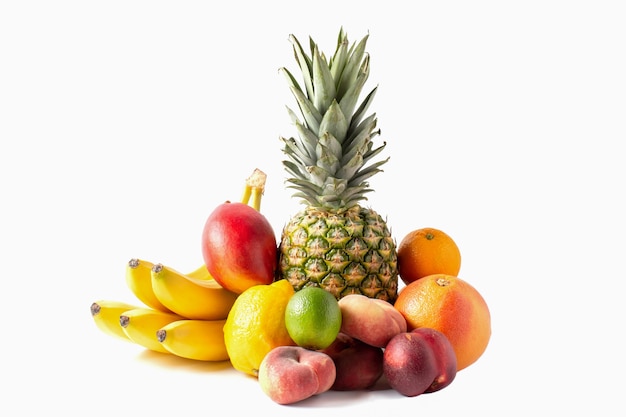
top-left (284, 286), bottom-right (342, 350)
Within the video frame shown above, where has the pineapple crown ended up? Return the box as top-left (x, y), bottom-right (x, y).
top-left (279, 28), bottom-right (389, 213)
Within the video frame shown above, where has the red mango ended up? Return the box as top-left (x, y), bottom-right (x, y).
top-left (201, 201), bottom-right (277, 294)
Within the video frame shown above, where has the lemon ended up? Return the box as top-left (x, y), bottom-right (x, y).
top-left (284, 286), bottom-right (342, 350)
top-left (223, 280), bottom-right (296, 377)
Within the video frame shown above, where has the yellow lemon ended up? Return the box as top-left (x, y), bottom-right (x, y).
top-left (285, 286), bottom-right (342, 350)
top-left (223, 280), bottom-right (296, 377)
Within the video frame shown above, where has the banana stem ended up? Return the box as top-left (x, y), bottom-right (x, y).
top-left (243, 168), bottom-right (267, 212)
top-left (250, 187), bottom-right (262, 212)
top-left (240, 184), bottom-right (252, 206)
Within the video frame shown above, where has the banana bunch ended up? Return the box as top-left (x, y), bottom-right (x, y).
top-left (90, 259), bottom-right (237, 361)
top-left (91, 169), bottom-right (268, 362)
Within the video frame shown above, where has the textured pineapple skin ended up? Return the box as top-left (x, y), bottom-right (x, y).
top-left (277, 206), bottom-right (398, 303)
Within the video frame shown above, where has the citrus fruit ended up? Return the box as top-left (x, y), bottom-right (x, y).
top-left (223, 280), bottom-right (296, 376)
top-left (285, 286), bottom-right (342, 350)
top-left (397, 227), bottom-right (461, 285)
top-left (393, 274), bottom-right (491, 371)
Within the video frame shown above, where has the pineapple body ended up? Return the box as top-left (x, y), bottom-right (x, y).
top-left (279, 206), bottom-right (398, 303)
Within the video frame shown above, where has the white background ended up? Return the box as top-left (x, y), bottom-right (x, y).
top-left (1, 1), bottom-right (624, 415)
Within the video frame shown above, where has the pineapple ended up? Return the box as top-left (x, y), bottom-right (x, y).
top-left (277, 29), bottom-right (398, 303)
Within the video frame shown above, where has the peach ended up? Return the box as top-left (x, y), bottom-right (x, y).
top-left (411, 328), bottom-right (457, 393)
top-left (201, 202), bottom-right (277, 294)
top-left (320, 332), bottom-right (384, 391)
top-left (383, 328), bottom-right (457, 397)
top-left (258, 346), bottom-right (336, 405)
top-left (338, 294), bottom-right (407, 347)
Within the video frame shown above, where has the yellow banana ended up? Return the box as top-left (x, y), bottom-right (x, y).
top-left (126, 259), bottom-right (211, 311)
top-left (151, 263), bottom-right (238, 320)
top-left (126, 258), bottom-right (213, 313)
top-left (157, 319), bottom-right (229, 361)
top-left (125, 258), bottom-right (172, 312)
top-left (90, 300), bottom-right (141, 341)
top-left (185, 264), bottom-right (211, 281)
top-left (119, 308), bottom-right (184, 353)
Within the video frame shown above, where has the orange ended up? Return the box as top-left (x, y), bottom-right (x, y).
top-left (223, 280), bottom-right (296, 377)
top-left (397, 227), bottom-right (461, 285)
top-left (393, 274), bottom-right (491, 371)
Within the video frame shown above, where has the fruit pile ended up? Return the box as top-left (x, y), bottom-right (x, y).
top-left (90, 29), bottom-right (492, 406)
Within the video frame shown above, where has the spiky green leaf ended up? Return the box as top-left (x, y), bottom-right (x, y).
top-left (344, 115), bottom-right (377, 159)
top-left (294, 121), bottom-right (320, 160)
top-left (306, 165), bottom-right (329, 187)
top-left (349, 86), bottom-right (377, 133)
top-left (336, 150), bottom-right (364, 180)
top-left (281, 136), bottom-right (315, 166)
top-left (288, 34), bottom-right (314, 99)
top-left (329, 31), bottom-right (349, 85)
top-left (349, 157), bottom-right (389, 186)
top-left (311, 46), bottom-right (336, 114)
top-left (319, 100), bottom-right (348, 144)
top-left (285, 177), bottom-right (323, 196)
top-left (315, 143), bottom-right (340, 175)
top-left (336, 34), bottom-right (368, 99)
top-left (283, 160), bottom-right (308, 181)
top-left (318, 131), bottom-right (342, 162)
top-left (339, 54), bottom-right (369, 120)
top-left (281, 68), bottom-right (322, 134)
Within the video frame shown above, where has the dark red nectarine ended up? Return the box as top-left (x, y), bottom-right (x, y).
top-left (383, 332), bottom-right (437, 397)
top-left (321, 332), bottom-right (384, 391)
top-left (412, 327), bottom-right (457, 393)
